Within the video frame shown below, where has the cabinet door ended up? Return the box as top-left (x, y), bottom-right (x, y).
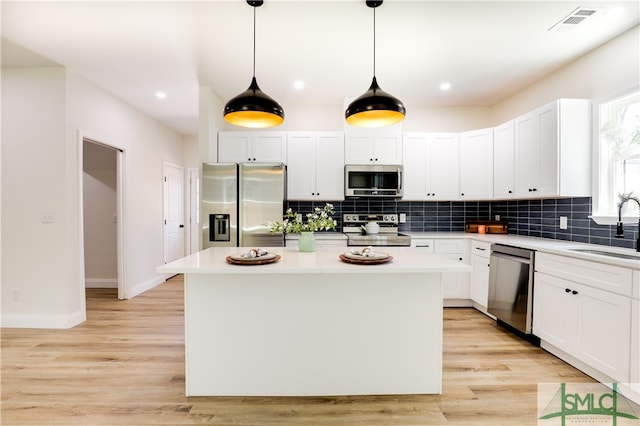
top-left (514, 112), bottom-right (539, 197)
top-left (493, 121), bottom-right (515, 198)
top-left (286, 133), bottom-right (316, 200)
top-left (402, 133), bottom-right (428, 200)
top-left (533, 273), bottom-right (576, 353)
top-left (253, 133), bottom-right (286, 163)
top-left (315, 133), bottom-right (345, 200)
top-left (470, 254), bottom-right (490, 308)
top-left (574, 283), bottom-right (631, 382)
top-left (631, 298), bottom-right (639, 393)
top-left (429, 134), bottom-right (459, 200)
top-left (535, 103), bottom-right (559, 197)
top-left (435, 240), bottom-right (469, 300)
top-left (459, 128), bottom-right (493, 200)
top-left (344, 130), bottom-right (372, 164)
top-left (218, 132), bottom-right (252, 163)
top-left (372, 132), bottom-right (402, 164)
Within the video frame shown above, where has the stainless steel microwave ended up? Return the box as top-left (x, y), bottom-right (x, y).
top-left (344, 165), bottom-right (403, 198)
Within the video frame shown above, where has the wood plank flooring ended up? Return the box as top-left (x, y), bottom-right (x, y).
top-left (1, 275), bottom-right (601, 425)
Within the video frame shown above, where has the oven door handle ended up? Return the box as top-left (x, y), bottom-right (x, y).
top-left (490, 251), bottom-right (532, 265)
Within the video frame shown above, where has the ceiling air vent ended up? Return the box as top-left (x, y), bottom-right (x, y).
top-left (548, 7), bottom-right (602, 32)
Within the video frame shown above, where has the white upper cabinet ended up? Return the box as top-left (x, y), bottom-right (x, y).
top-left (344, 126), bottom-right (402, 165)
top-left (459, 128), bottom-right (494, 200)
top-left (514, 99), bottom-right (591, 198)
top-left (218, 132), bottom-right (287, 163)
top-left (493, 120), bottom-right (516, 199)
top-left (287, 132), bottom-right (344, 201)
top-left (402, 133), bottom-right (459, 201)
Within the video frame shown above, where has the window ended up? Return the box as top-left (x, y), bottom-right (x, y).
top-left (591, 88), bottom-right (640, 224)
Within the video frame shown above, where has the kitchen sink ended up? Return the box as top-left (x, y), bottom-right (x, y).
top-left (569, 248), bottom-right (640, 260)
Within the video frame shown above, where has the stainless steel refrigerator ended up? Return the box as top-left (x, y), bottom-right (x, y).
top-left (202, 162), bottom-right (285, 248)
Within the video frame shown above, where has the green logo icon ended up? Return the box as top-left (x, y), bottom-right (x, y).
top-left (539, 383), bottom-right (638, 425)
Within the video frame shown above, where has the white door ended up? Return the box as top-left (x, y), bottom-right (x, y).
top-left (188, 168), bottom-right (200, 254)
top-left (163, 162), bottom-right (184, 264)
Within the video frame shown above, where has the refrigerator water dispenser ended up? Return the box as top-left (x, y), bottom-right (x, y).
top-left (210, 214), bottom-right (230, 242)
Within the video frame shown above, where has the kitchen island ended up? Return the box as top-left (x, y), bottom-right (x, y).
top-left (157, 246), bottom-right (471, 397)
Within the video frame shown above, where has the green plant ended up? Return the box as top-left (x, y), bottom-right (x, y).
top-left (268, 203), bottom-right (337, 234)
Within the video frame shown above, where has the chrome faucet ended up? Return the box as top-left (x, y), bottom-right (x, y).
top-left (615, 194), bottom-right (640, 252)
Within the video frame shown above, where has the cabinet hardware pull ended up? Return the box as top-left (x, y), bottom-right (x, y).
top-left (565, 288), bottom-right (571, 293)
top-left (508, 190), bottom-right (513, 194)
top-left (476, 247), bottom-right (486, 251)
top-left (572, 290), bottom-right (578, 295)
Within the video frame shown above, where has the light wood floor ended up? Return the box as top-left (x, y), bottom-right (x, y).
top-left (2, 275), bottom-right (598, 425)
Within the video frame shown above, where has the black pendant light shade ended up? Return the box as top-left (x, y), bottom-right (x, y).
top-left (224, 0), bottom-right (284, 128)
top-left (345, 76), bottom-right (406, 128)
top-left (345, 0), bottom-right (405, 128)
top-left (224, 77), bottom-right (284, 128)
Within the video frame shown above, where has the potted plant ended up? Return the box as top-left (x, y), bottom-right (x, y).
top-left (268, 203), bottom-right (337, 252)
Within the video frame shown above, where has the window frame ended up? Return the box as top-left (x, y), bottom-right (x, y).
top-left (590, 84), bottom-right (640, 225)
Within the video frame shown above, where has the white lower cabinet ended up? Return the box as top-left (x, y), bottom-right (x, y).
top-left (412, 238), bottom-right (471, 306)
top-left (631, 271), bottom-right (640, 401)
top-left (435, 239), bottom-right (470, 305)
top-left (470, 240), bottom-right (491, 311)
top-left (534, 253), bottom-right (632, 384)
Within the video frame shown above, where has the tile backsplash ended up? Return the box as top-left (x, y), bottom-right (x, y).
top-left (286, 197), bottom-right (639, 250)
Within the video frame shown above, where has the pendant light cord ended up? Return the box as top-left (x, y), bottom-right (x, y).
top-left (372, 6), bottom-right (376, 78)
top-left (252, 6), bottom-right (256, 78)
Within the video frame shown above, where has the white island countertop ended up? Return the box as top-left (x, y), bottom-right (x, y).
top-left (157, 245), bottom-right (470, 397)
top-left (157, 246), bottom-right (472, 275)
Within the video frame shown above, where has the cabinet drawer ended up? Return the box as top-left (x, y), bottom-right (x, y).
top-left (435, 239), bottom-right (467, 254)
top-left (536, 252), bottom-right (633, 297)
top-left (471, 240), bottom-right (491, 258)
top-left (412, 239), bottom-right (434, 251)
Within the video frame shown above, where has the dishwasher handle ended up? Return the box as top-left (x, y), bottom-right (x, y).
top-left (490, 251), bottom-right (532, 265)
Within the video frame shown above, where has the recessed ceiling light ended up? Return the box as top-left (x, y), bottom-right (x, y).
top-left (440, 82), bottom-right (452, 91)
top-left (155, 91), bottom-right (167, 99)
top-left (293, 80), bottom-right (305, 90)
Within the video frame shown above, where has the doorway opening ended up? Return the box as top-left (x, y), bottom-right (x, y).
top-left (82, 138), bottom-right (125, 300)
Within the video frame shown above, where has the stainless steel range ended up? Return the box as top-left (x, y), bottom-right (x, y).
top-left (343, 214), bottom-right (411, 246)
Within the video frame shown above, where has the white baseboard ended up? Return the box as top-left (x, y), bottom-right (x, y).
top-left (1, 309), bottom-right (86, 329)
top-left (126, 274), bottom-right (172, 299)
top-left (85, 278), bottom-right (118, 288)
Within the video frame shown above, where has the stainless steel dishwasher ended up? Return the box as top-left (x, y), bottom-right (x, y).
top-left (488, 244), bottom-right (535, 335)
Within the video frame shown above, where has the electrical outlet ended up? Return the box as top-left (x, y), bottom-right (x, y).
top-left (399, 213), bottom-right (407, 223)
top-left (296, 213), bottom-right (302, 221)
top-left (560, 216), bottom-right (568, 230)
top-left (42, 210), bottom-right (54, 223)
top-left (495, 215), bottom-right (501, 221)
top-left (12, 289), bottom-right (20, 302)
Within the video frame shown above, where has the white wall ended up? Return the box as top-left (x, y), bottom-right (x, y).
top-left (490, 25), bottom-right (640, 125)
top-left (66, 71), bottom-right (184, 300)
top-left (1, 67), bottom-right (185, 328)
top-left (1, 68), bottom-right (75, 327)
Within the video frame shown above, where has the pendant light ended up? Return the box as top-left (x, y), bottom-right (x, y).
top-left (224, 0), bottom-right (284, 128)
top-left (345, 0), bottom-right (405, 128)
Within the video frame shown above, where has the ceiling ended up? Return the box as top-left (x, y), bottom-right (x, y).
top-left (2, 1), bottom-right (639, 136)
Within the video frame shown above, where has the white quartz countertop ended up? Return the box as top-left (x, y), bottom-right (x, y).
top-left (408, 232), bottom-right (640, 269)
top-left (157, 246), bottom-right (472, 275)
